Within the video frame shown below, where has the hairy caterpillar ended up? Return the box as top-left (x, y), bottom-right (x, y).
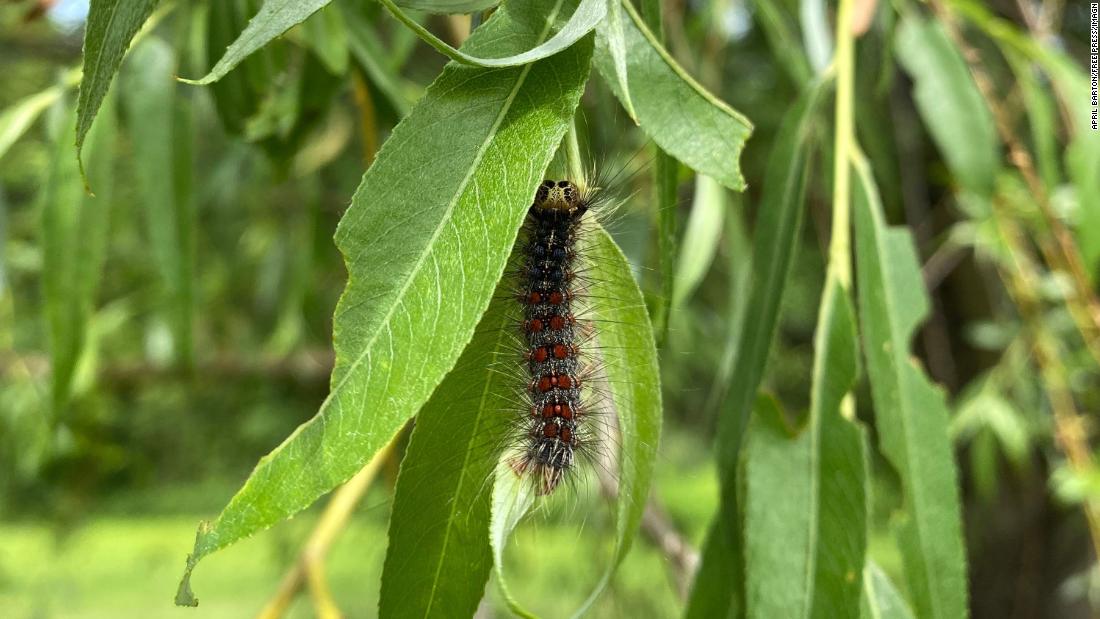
top-left (510, 178), bottom-right (603, 496)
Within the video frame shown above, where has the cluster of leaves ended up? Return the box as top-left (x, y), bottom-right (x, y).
top-left (2, 0), bottom-right (1099, 616)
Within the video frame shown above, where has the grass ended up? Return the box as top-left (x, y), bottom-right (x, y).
top-left (0, 429), bottom-right (719, 618)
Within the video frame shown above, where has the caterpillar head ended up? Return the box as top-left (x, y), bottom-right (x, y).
top-left (533, 179), bottom-right (585, 214)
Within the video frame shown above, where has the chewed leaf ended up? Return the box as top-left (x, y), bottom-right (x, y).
top-left (593, 0), bottom-right (752, 191)
top-left (175, 0), bottom-right (593, 605)
top-left (686, 76), bottom-right (830, 619)
top-left (742, 277), bottom-right (866, 619)
top-left (853, 153), bottom-right (969, 619)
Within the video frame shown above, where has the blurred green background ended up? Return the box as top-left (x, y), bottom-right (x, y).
top-left (2, 0), bottom-right (1100, 617)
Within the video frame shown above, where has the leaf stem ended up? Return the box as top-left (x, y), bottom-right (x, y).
top-left (830, 0), bottom-right (855, 290)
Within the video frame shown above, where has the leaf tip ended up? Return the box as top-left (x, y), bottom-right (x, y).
top-left (174, 519), bottom-right (213, 607)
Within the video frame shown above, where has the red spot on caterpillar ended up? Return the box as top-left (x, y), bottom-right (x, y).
top-left (557, 374), bottom-right (572, 389)
top-left (552, 344), bottom-right (569, 359)
top-left (548, 291), bottom-right (565, 305)
top-left (559, 403), bottom-right (573, 419)
top-left (543, 423), bottom-right (560, 439)
top-left (526, 318), bottom-right (544, 333)
top-left (549, 315), bottom-right (566, 331)
top-left (530, 347), bottom-right (549, 362)
top-left (528, 291), bottom-right (542, 304)
top-left (538, 376), bottom-right (552, 392)
top-left (561, 427), bottom-right (573, 444)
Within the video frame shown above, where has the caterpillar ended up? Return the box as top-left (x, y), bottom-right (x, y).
top-left (511, 178), bottom-right (598, 496)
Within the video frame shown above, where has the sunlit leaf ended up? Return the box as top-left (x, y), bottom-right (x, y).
top-left (0, 72), bottom-right (78, 163)
top-left (861, 562), bottom-right (916, 619)
top-left (175, 1), bottom-right (593, 605)
top-left (673, 174), bottom-right (725, 308)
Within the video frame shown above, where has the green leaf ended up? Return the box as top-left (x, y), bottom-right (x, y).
top-left (593, 0), bottom-right (752, 191)
top-left (861, 562), bottom-right (916, 619)
top-left (0, 72), bottom-right (78, 163)
top-left (189, 0), bottom-right (602, 85)
top-left (573, 225), bottom-right (663, 616)
top-left (42, 93), bottom-right (116, 415)
top-left (652, 150), bottom-right (678, 342)
top-left (76, 0), bottom-right (161, 159)
top-left (342, 4), bottom-right (414, 116)
top-left (686, 76), bottom-right (829, 619)
top-left (894, 15), bottom-right (999, 198)
top-left (673, 174), bottom-right (725, 308)
top-left (378, 0), bottom-right (605, 68)
top-left (298, 3), bottom-right (349, 75)
top-left (393, 0), bottom-right (500, 13)
top-left (182, 0), bottom-right (328, 85)
top-left (175, 2), bottom-right (593, 605)
top-left (378, 289), bottom-right (515, 618)
top-left (122, 39), bottom-right (195, 366)
top-left (853, 153), bottom-right (969, 619)
top-left (596, 0), bottom-right (636, 120)
top-left (742, 277), bottom-right (866, 619)
top-left (491, 454), bottom-right (539, 618)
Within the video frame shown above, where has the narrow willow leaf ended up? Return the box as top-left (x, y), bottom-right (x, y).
top-left (189, 0), bottom-right (602, 85)
top-left (894, 15), bottom-right (999, 198)
top-left (378, 290), bottom-right (515, 619)
top-left (122, 39), bottom-right (194, 366)
top-left (491, 455), bottom-right (539, 619)
top-left (342, 3), bottom-right (414, 116)
top-left (593, 0), bottom-right (752, 191)
top-left (652, 150), bottom-right (678, 342)
top-left (800, 0), bottom-right (833, 73)
top-left (378, 0), bottom-right (605, 68)
top-left (596, 0), bottom-right (636, 121)
top-left (853, 154), bottom-right (969, 619)
top-left (394, 0), bottom-right (500, 13)
top-left (750, 0), bottom-right (812, 85)
top-left (673, 174), bottom-right (725, 307)
top-left (571, 225), bottom-right (662, 617)
top-left (42, 94), bottom-right (116, 415)
top-left (686, 77), bottom-right (829, 619)
top-left (175, 1), bottom-right (593, 605)
top-left (861, 562), bottom-right (916, 619)
top-left (299, 4), bottom-right (349, 75)
top-left (0, 72), bottom-right (78, 163)
top-left (76, 0), bottom-right (160, 157)
top-left (742, 277), bottom-right (866, 619)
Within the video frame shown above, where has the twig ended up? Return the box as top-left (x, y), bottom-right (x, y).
top-left (595, 470), bottom-right (700, 598)
top-left (931, 0), bottom-right (1100, 369)
top-left (256, 434), bottom-right (398, 619)
top-left (989, 197), bottom-right (1100, 563)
